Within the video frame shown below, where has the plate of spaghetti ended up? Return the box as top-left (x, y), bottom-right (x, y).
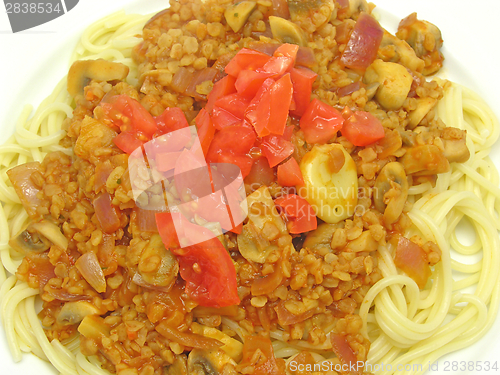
top-left (0, 1), bottom-right (500, 375)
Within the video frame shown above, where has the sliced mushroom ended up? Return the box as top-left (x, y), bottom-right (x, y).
top-left (364, 59), bottom-right (413, 110)
top-left (407, 97), bottom-right (437, 128)
top-left (67, 59), bottom-right (129, 98)
top-left (401, 144), bottom-right (450, 175)
top-left (347, 231), bottom-right (378, 252)
top-left (379, 30), bottom-right (425, 73)
top-left (374, 162), bottom-right (409, 226)
top-left (138, 234), bottom-right (179, 289)
top-left (191, 323), bottom-right (243, 362)
top-left (396, 13), bottom-right (444, 76)
top-left (443, 139), bottom-right (470, 163)
top-left (269, 16), bottom-right (308, 46)
top-left (303, 223), bottom-right (341, 252)
top-left (78, 315), bottom-right (110, 339)
top-left (224, 1), bottom-right (257, 33)
top-left (187, 348), bottom-right (236, 375)
top-left (57, 301), bottom-right (101, 326)
top-left (9, 220), bottom-right (67, 254)
top-left (348, 0), bottom-right (369, 18)
top-left (237, 222), bottom-right (274, 264)
top-left (441, 127), bottom-right (470, 164)
top-left (30, 221), bottom-right (68, 250)
top-left (237, 187), bottom-right (286, 264)
top-left (165, 355), bottom-right (188, 375)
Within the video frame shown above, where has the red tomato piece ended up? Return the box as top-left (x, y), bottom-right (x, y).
top-left (206, 75), bottom-right (236, 114)
top-left (260, 43), bottom-right (298, 77)
top-left (245, 157), bottom-right (276, 189)
top-left (274, 43), bottom-right (299, 62)
top-left (155, 107), bottom-right (189, 135)
top-left (101, 95), bottom-right (158, 154)
top-left (178, 236), bottom-right (240, 307)
top-left (207, 124), bottom-right (257, 161)
top-left (290, 67), bottom-right (318, 117)
top-left (113, 131), bottom-right (144, 154)
top-left (155, 212), bottom-right (181, 249)
top-left (235, 70), bottom-right (274, 100)
top-left (299, 98), bottom-right (344, 144)
top-left (255, 73), bottom-right (293, 137)
top-left (274, 194), bottom-right (317, 234)
top-left (261, 56), bottom-right (294, 77)
top-left (155, 213), bottom-right (239, 307)
top-left (211, 106), bottom-right (241, 130)
top-left (102, 95), bottom-right (157, 138)
top-left (282, 124), bottom-right (295, 142)
top-left (260, 134), bottom-right (294, 168)
top-left (217, 152), bottom-right (254, 179)
top-left (195, 109), bottom-right (215, 158)
top-left (341, 110), bottom-right (385, 146)
top-left (277, 158), bottom-right (304, 186)
top-left (245, 78), bottom-right (275, 134)
top-left (215, 93), bottom-right (250, 120)
top-left (225, 48), bottom-right (271, 77)
top-left (341, 13), bottom-right (383, 71)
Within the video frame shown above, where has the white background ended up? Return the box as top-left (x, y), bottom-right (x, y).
top-left (1, 1), bottom-right (500, 374)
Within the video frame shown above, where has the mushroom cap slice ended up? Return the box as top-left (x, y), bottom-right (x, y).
top-left (9, 220), bottom-right (67, 254)
top-left (57, 301), bottom-right (101, 326)
top-left (269, 16), bottom-right (308, 46)
top-left (67, 59), bottom-right (129, 98)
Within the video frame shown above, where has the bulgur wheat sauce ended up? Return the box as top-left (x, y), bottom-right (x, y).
top-left (0, 1), bottom-right (499, 375)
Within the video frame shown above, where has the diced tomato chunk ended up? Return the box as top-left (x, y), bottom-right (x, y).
top-left (211, 106), bottom-right (241, 130)
top-left (341, 110), bottom-right (385, 146)
top-left (113, 131), bottom-right (144, 154)
top-left (274, 43), bottom-right (299, 62)
top-left (290, 67), bottom-right (317, 117)
top-left (217, 153), bottom-right (253, 178)
top-left (260, 134), bottom-right (294, 168)
top-left (155, 107), bottom-right (189, 135)
top-left (245, 78), bottom-right (275, 132)
top-left (206, 75), bottom-right (236, 113)
top-left (277, 157), bottom-right (304, 186)
top-left (102, 95), bottom-right (157, 138)
top-left (215, 93), bottom-right (250, 120)
top-left (225, 49), bottom-right (271, 77)
top-left (245, 157), bottom-right (276, 188)
top-left (155, 213), bottom-right (239, 307)
top-left (274, 194), bottom-right (317, 233)
top-left (208, 124), bottom-right (257, 160)
top-left (300, 98), bottom-right (344, 144)
top-left (261, 55), bottom-right (294, 77)
top-left (195, 108), bottom-right (215, 158)
top-left (235, 70), bottom-right (274, 100)
top-left (254, 74), bottom-right (293, 137)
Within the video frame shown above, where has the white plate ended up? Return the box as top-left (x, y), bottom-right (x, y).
top-left (0, 1), bottom-right (499, 374)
